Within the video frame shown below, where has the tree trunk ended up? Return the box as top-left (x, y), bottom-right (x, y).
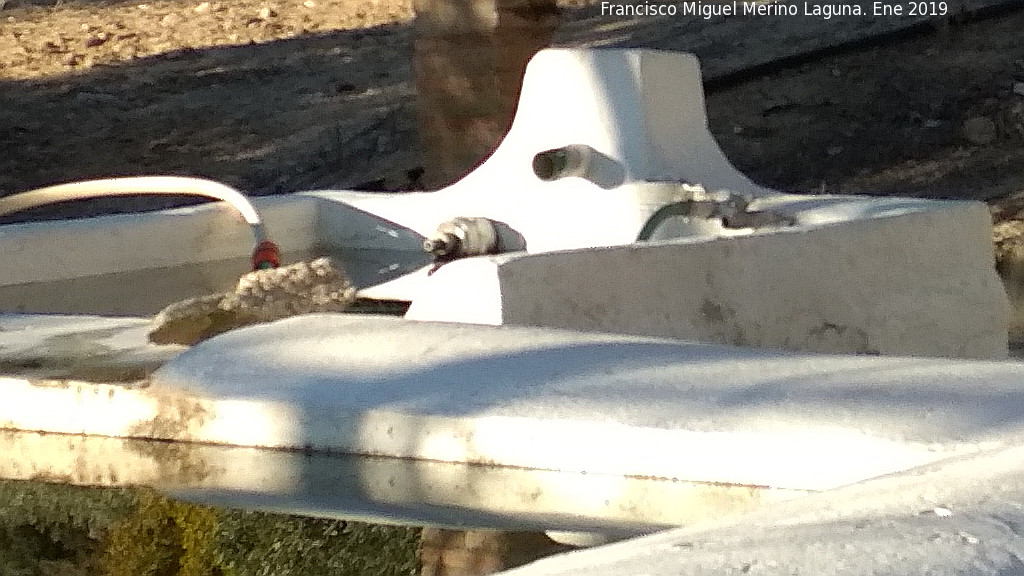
top-left (419, 528), bottom-right (573, 576)
top-left (413, 0), bottom-right (559, 187)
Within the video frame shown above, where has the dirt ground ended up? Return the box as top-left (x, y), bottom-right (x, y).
top-left (1, 0), bottom-right (1024, 218)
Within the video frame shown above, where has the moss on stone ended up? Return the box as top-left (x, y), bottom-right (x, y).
top-left (0, 480), bottom-right (420, 576)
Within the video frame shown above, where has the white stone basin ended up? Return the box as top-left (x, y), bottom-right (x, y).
top-left (0, 48), bottom-right (1008, 359)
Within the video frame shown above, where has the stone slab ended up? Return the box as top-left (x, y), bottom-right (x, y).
top-left (499, 444), bottom-right (1024, 576)
top-left (5, 315), bottom-right (1024, 492)
top-left (0, 429), bottom-right (802, 535)
top-left (0, 314), bottom-right (184, 381)
top-left (406, 195), bottom-right (1009, 359)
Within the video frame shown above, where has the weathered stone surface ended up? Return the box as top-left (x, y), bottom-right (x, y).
top-left (408, 198), bottom-right (1008, 360)
top-left (0, 315), bottom-right (183, 382)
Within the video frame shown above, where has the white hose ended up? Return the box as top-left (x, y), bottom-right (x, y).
top-left (0, 176), bottom-right (268, 243)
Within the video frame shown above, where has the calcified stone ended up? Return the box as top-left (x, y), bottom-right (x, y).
top-left (148, 257), bottom-right (356, 346)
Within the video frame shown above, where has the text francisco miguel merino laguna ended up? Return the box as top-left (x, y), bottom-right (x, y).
top-left (601, 1), bottom-right (873, 19)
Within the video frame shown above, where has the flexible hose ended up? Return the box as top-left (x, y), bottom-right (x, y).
top-left (636, 202), bottom-right (694, 241)
top-left (0, 176), bottom-right (279, 269)
top-left (0, 176), bottom-right (267, 241)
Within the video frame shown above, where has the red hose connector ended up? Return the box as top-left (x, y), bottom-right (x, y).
top-left (251, 240), bottom-right (281, 270)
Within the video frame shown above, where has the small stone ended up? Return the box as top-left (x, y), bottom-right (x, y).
top-left (258, 6), bottom-right (277, 18)
top-left (74, 91), bottom-right (117, 104)
top-left (194, 1), bottom-right (210, 12)
top-left (963, 116), bottom-right (996, 145)
top-left (1014, 82), bottom-right (1024, 98)
top-left (827, 145), bottom-right (843, 156)
top-left (958, 531), bottom-right (979, 544)
top-left (84, 33), bottom-right (108, 47)
top-left (160, 13), bottom-right (182, 26)
top-left (303, 0), bottom-right (315, 7)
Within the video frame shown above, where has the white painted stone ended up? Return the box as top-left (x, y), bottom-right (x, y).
top-left (0, 314), bottom-right (185, 378)
top-left (0, 194), bottom-right (427, 315)
top-left (303, 49), bottom-right (775, 254)
top-left (0, 429), bottom-right (803, 534)
top-left (6, 315), bottom-right (1024, 491)
top-left (408, 195), bottom-right (1009, 359)
top-left (499, 444), bottom-right (1024, 576)
top-left (0, 195), bottom-right (318, 286)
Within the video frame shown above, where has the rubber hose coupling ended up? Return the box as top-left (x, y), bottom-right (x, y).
top-left (423, 217), bottom-right (499, 260)
top-left (251, 240), bottom-right (281, 270)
